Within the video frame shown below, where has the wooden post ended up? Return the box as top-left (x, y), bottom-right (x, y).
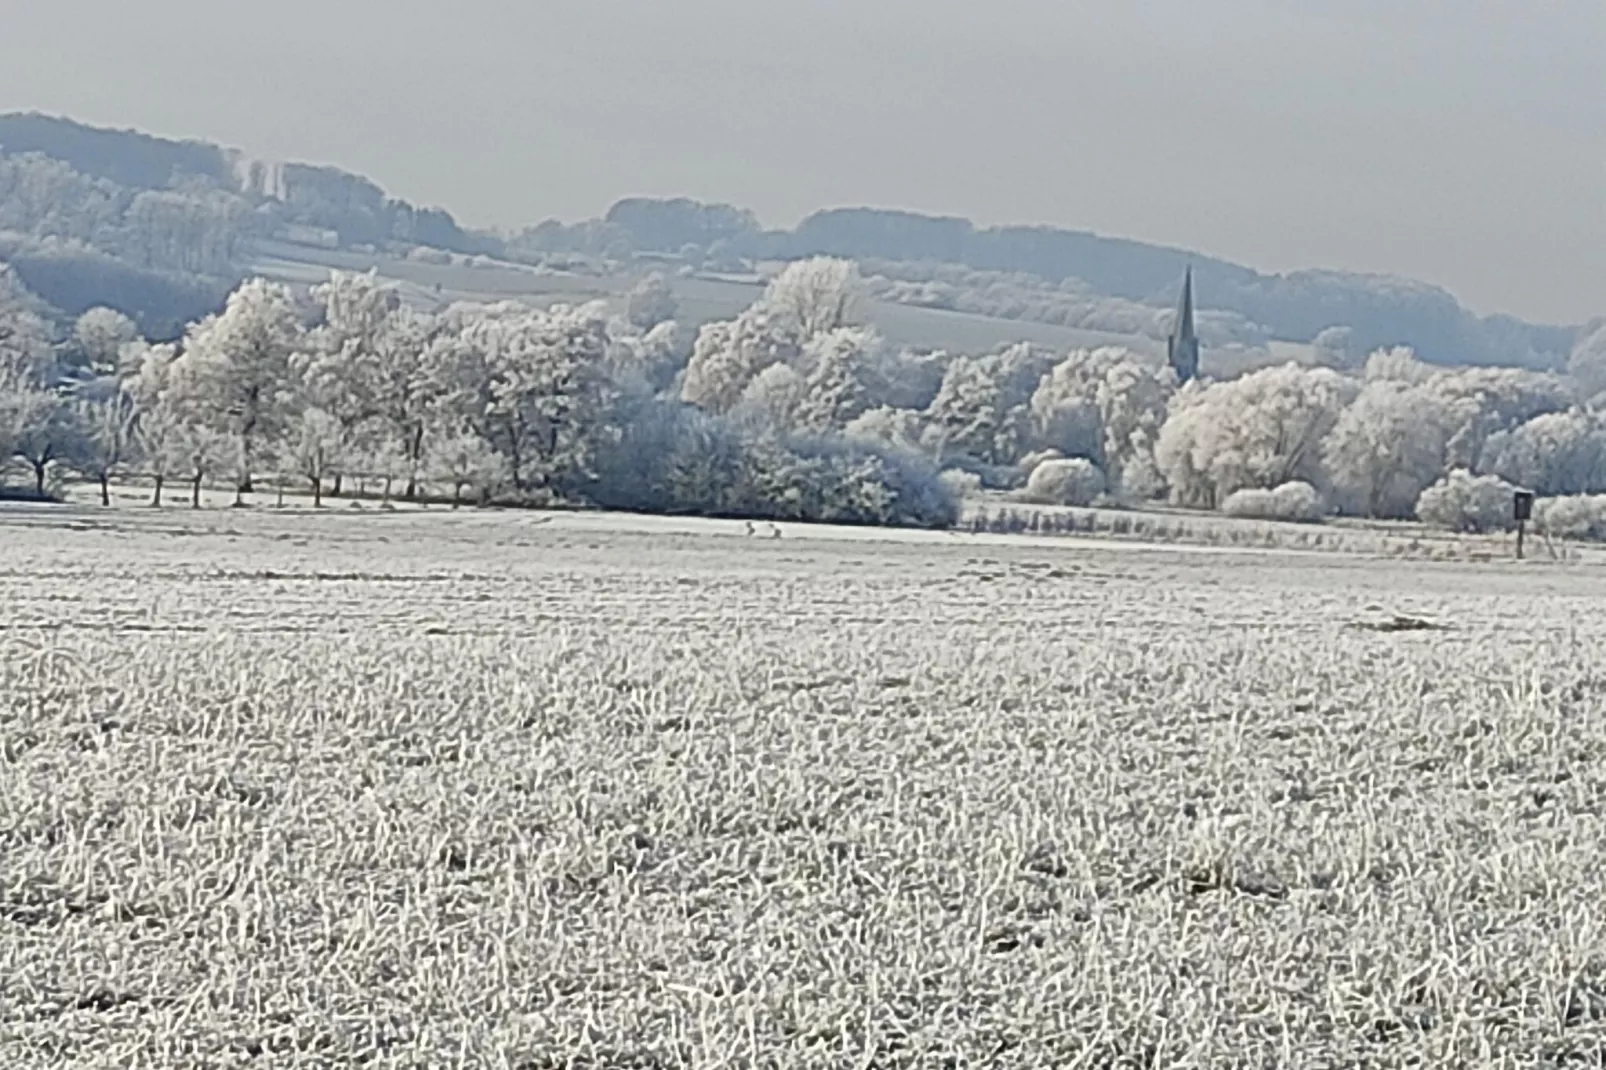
top-left (1513, 491), bottom-right (1534, 560)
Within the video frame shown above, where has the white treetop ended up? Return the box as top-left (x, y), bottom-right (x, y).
top-left (1155, 363), bottom-right (1354, 508)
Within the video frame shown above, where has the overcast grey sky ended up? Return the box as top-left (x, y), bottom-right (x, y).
top-left (0, 0), bottom-right (1600, 323)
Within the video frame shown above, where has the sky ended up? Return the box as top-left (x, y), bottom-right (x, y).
top-left (0, 0), bottom-right (1601, 324)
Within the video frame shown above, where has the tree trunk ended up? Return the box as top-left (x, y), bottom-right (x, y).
top-left (313, 477), bottom-right (323, 508)
top-left (99, 475), bottom-right (110, 507)
top-left (332, 473), bottom-right (343, 497)
top-left (32, 461), bottom-right (46, 496)
top-left (452, 483), bottom-right (463, 509)
top-left (191, 473), bottom-right (202, 508)
top-left (275, 481), bottom-right (285, 508)
top-left (151, 474), bottom-right (163, 508)
top-left (382, 476), bottom-right (393, 503)
top-left (234, 482), bottom-right (245, 508)
top-left (406, 427), bottom-right (425, 500)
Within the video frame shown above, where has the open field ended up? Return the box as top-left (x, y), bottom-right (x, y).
top-left (3, 503), bottom-right (1606, 1067)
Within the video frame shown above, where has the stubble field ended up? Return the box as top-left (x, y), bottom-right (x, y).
top-left (2, 503), bottom-right (1605, 1068)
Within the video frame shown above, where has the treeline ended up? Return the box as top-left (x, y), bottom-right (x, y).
top-left (0, 264), bottom-right (957, 528)
top-left (6, 255), bottom-right (1606, 539)
top-left (669, 258), bottom-right (1606, 537)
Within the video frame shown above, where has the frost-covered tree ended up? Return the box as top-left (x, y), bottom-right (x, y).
top-left (446, 303), bottom-right (614, 493)
top-left (737, 363), bottom-right (808, 430)
top-left (1364, 346), bottom-right (1435, 385)
top-left (680, 305), bottom-right (798, 413)
top-left (793, 327), bottom-right (882, 432)
top-left (73, 308), bottom-right (139, 375)
top-left (1323, 380), bottom-right (1457, 518)
top-left (760, 258), bottom-right (866, 342)
top-left (925, 343), bottom-right (1052, 466)
top-left (1030, 380), bottom-right (1101, 461)
top-left (427, 427), bottom-right (510, 507)
top-left (0, 277), bottom-right (57, 386)
top-left (1155, 364), bottom-right (1354, 508)
top-left (171, 424), bottom-right (233, 508)
top-left (1029, 347), bottom-right (1172, 496)
top-left (293, 271), bottom-right (393, 432)
top-left (1569, 322), bottom-right (1606, 402)
top-left (172, 279), bottom-right (303, 497)
top-left (1481, 409), bottom-right (1606, 497)
top-left (938, 468), bottom-right (983, 500)
top-left (626, 272), bottom-right (678, 331)
top-left (294, 271), bottom-right (447, 496)
top-left (843, 405), bottom-right (930, 456)
top-left (1355, 347), bottom-right (1573, 474)
top-left (2, 383), bottom-right (78, 496)
top-left (1416, 469), bottom-right (1520, 533)
top-left (1535, 495), bottom-right (1606, 542)
top-left (119, 341), bottom-right (187, 506)
top-left (1426, 366), bottom-right (1576, 471)
top-left (71, 392), bottom-right (139, 506)
top-left (283, 407), bottom-right (350, 507)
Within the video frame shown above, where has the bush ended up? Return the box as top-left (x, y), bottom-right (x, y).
top-left (1023, 457), bottom-right (1106, 506)
top-left (1415, 470), bottom-right (1520, 533)
top-left (767, 435), bottom-right (959, 529)
top-left (1534, 495), bottom-right (1606, 541)
top-left (938, 468), bottom-right (983, 500)
top-left (1220, 481), bottom-right (1325, 522)
top-left (582, 398), bottom-right (957, 528)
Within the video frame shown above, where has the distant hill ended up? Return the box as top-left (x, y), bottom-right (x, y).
top-left (0, 112), bottom-right (235, 191)
top-left (0, 113), bottom-right (1581, 368)
top-left (0, 113), bottom-right (492, 255)
top-left (0, 113), bottom-right (498, 334)
top-left (601, 201), bottom-right (1576, 369)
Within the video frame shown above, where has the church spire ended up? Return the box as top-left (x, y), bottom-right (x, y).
top-left (1167, 267), bottom-right (1200, 382)
top-left (1175, 267), bottom-right (1195, 342)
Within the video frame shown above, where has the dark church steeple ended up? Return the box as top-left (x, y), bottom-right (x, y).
top-left (1167, 268), bottom-right (1200, 382)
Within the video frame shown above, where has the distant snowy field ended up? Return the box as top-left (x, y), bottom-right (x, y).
top-left (4, 504), bottom-right (1605, 1065)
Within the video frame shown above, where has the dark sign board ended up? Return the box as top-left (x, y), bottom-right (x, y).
top-left (1514, 491), bottom-right (1535, 522)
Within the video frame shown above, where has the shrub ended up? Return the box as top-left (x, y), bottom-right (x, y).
top-left (1023, 457), bottom-right (1106, 506)
top-left (1415, 470), bottom-right (1520, 533)
top-left (938, 468), bottom-right (983, 500)
top-left (583, 398), bottom-right (957, 528)
top-left (1534, 495), bottom-right (1606, 541)
top-left (764, 435), bottom-right (959, 529)
top-left (1220, 481), bottom-right (1325, 522)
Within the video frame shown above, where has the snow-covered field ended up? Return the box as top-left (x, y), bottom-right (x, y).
top-left (3, 504), bottom-right (1605, 1066)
